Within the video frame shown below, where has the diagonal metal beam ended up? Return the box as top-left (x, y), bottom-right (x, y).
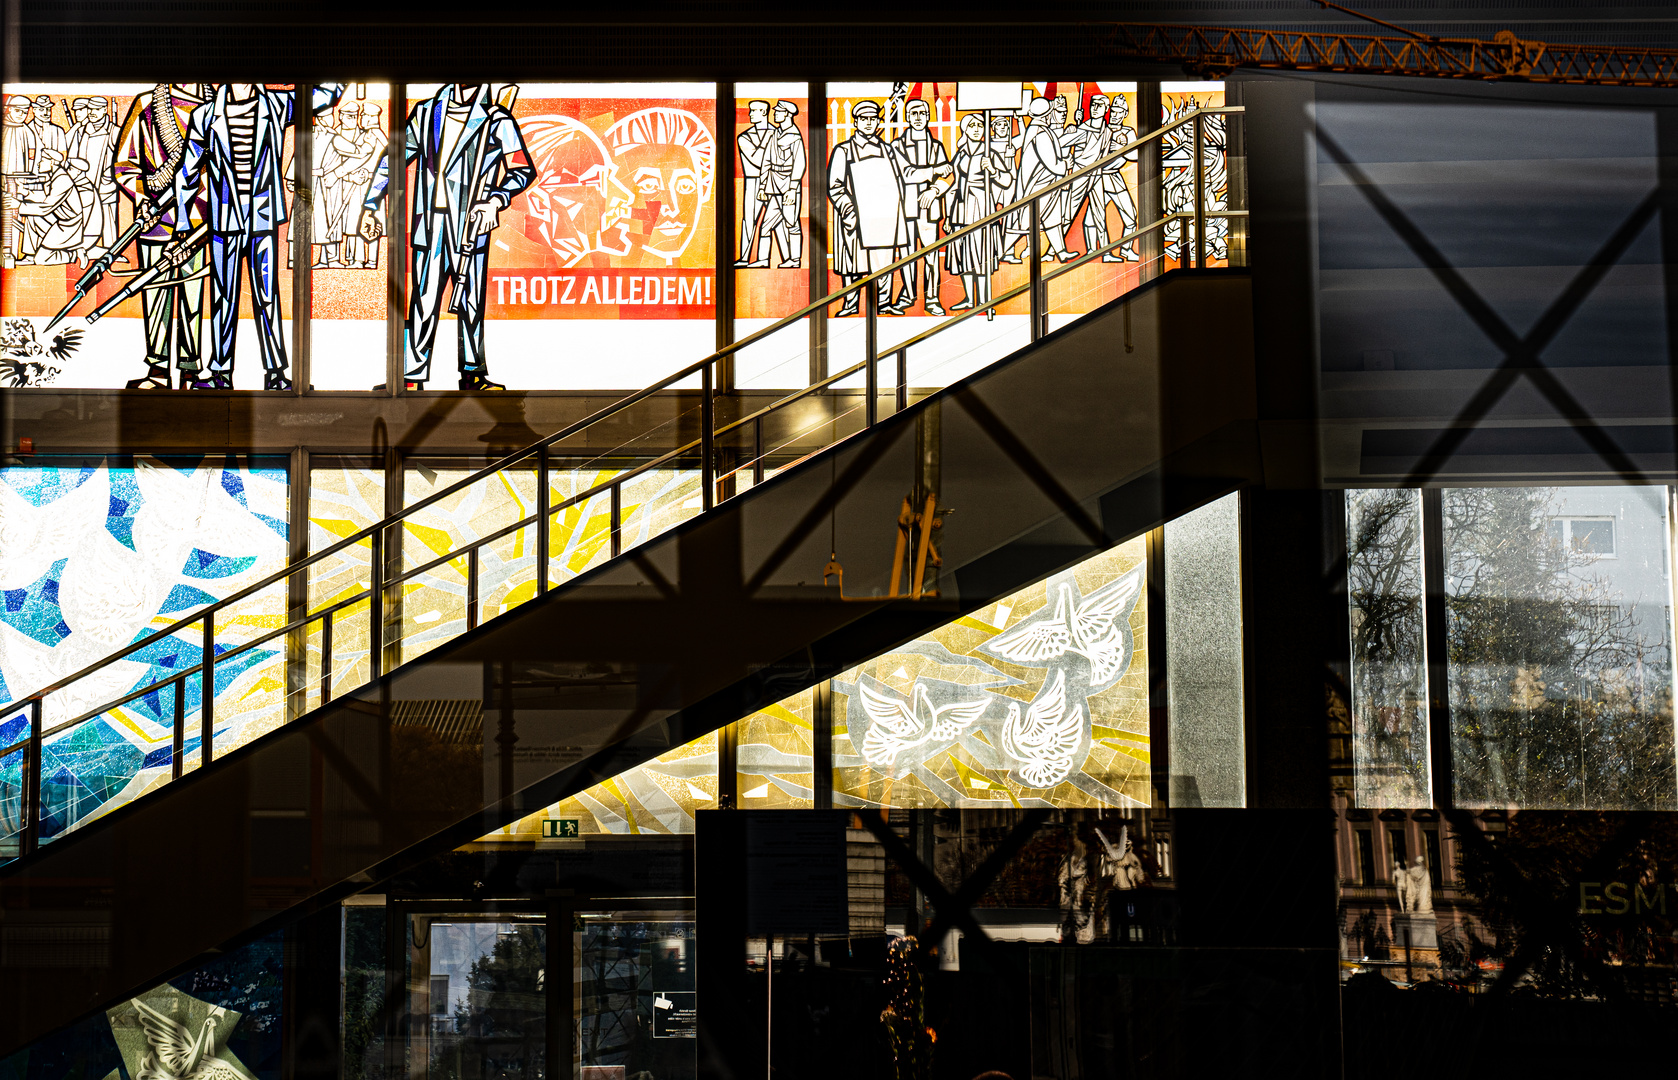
top-left (921, 808), bottom-right (1053, 949)
top-left (1316, 128), bottom-right (1660, 486)
top-left (952, 391), bottom-right (1112, 548)
top-left (855, 809), bottom-right (993, 950)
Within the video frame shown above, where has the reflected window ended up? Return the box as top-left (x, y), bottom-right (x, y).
top-left (1445, 486), bottom-right (1676, 810)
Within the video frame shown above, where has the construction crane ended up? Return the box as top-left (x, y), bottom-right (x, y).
top-left (1100, 1), bottom-right (1678, 88)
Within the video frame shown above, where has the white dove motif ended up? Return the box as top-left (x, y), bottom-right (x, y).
top-left (1001, 669), bottom-right (1086, 788)
top-left (132, 999), bottom-right (247, 1080)
top-left (982, 569), bottom-right (1142, 689)
top-left (858, 676), bottom-right (990, 771)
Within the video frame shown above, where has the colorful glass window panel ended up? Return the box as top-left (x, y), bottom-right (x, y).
top-left (307, 82), bottom-right (392, 391)
top-left (835, 538), bottom-right (1149, 809)
top-left (390, 83), bottom-right (718, 390)
top-left (1, 83), bottom-right (320, 390)
top-left (0, 457), bottom-right (288, 841)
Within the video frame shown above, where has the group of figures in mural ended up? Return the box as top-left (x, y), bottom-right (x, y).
top-left (2, 83), bottom-right (717, 391)
top-left (822, 84), bottom-right (1226, 319)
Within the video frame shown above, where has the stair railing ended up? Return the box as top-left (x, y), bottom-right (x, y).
top-left (0, 106), bottom-right (1244, 860)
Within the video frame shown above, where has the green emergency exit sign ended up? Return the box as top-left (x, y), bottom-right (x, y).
top-left (542, 819), bottom-right (580, 838)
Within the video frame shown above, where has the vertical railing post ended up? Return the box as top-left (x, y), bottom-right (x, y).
top-left (1193, 112), bottom-right (1206, 270)
top-left (201, 610), bottom-right (215, 764)
top-left (753, 416), bottom-right (765, 486)
top-left (24, 698), bottom-right (41, 855)
top-left (466, 546), bottom-right (480, 632)
top-left (701, 362), bottom-right (715, 511)
top-left (896, 348), bottom-right (907, 414)
top-left (1029, 196), bottom-right (1045, 342)
top-left (321, 611), bottom-right (334, 705)
top-left (172, 677), bottom-right (185, 780)
top-left (369, 526), bottom-right (384, 681)
top-left (536, 445), bottom-right (550, 596)
top-left (610, 483), bottom-right (623, 558)
top-left (863, 282), bottom-right (879, 428)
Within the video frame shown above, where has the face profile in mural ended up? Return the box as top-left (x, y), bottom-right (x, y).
top-left (604, 106), bottom-right (714, 264)
top-left (520, 114), bottom-right (635, 265)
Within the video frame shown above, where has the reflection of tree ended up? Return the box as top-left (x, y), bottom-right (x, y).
top-left (432, 925), bottom-right (546, 1080)
top-left (1445, 489), bottom-right (1675, 810)
top-left (576, 922), bottom-right (684, 1073)
top-left (342, 909), bottom-right (388, 1080)
top-left (1450, 811), bottom-right (1678, 998)
top-left (1347, 490), bottom-right (1429, 804)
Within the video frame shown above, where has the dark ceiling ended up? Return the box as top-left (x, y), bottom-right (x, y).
top-left (9, 1), bottom-right (1678, 80)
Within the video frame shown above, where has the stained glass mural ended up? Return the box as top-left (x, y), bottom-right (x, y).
top-left (0, 458), bottom-right (288, 841)
top-left (388, 83), bottom-right (718, 390)
top-left (834, 538), bottom-right (1150, 809)
top-left (1, 83), bottom-right (326, 390)
top-left (481, 730), bottom-right (718, 838)
top-left (308, 83), bottom-right (392, 391)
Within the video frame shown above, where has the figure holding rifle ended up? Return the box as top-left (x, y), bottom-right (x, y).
top-left (359, 83), bottom-right (534, 391)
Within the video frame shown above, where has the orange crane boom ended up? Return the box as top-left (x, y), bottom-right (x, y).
top-left (1099, 21), bottom-right (1678, 88)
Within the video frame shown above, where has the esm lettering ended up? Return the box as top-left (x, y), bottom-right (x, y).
top-left (1577, 881), bottom-right (1668, 915)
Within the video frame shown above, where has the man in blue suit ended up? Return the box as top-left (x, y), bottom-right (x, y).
top-left (175, 82), bottom-right (342, 390)
top-left (360, 83), bottom-right (534, 391)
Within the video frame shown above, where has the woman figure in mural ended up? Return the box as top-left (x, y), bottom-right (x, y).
top-left (517, 114), bottom-right (635, 267)
top-left (944, 112), bottom-right (1007, 320)
top-left (603, 106), bottom-right (714, 266)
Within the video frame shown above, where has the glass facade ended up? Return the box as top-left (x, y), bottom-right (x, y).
top-left (10, 36), bottom-right (1678, 1080)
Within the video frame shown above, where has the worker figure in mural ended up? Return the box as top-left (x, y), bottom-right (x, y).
top-left (828, 99), bottom-right (910, 317)
top-left (360, 82), bottom-right (535, 391)
top-left (12, 148), bottom-right (92, 264)
top-left (67, 96), bottom-right (120, 254)
top-left (338, 102), bottom-right (384, 269)
top-left (113, 83), bottom-right (211, 390)
top-left (742, 99), bottom-right (804, 269)
top-left (175, 82), bottom-right (343, 390)
top-left (735, 99), bottom-right (771, 266)
top-left (1161, 99), bottom-right (1228, 264)
top-left (1057, 93), bottom-right (1133, 263)
top-left (887, 98), bottom-right (953, 316)
top-left (2, 95), bottom-right (40, 266)
top-left (999, 97), bottom-right (1070, 264)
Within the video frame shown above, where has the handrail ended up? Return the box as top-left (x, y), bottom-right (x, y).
top-left (0, 104), bottom-right (1242, 854)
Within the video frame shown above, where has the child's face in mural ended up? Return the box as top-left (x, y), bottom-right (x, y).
top-left (618, 140), bottom-right (702, 262)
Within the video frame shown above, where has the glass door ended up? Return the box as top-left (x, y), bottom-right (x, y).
top-left (572, 908), bottom-right (697, 1080)
top-left (409, 914), bottom-right (548, 1080)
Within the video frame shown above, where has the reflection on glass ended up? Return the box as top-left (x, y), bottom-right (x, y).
top-left (414, 918), bottom-right (546, 1080)
top-left (575, 910), bottom-right (696, 1080)
top-left (1445, 486), bottom-right (1677, 810)
top-left (834, 538), bottom-right (1149, 809)
top-left (1345, 488), bottom-right (1430, 807)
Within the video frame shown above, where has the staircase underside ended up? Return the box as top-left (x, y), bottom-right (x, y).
top-left (0, 268), bottom-right (1257, 1054)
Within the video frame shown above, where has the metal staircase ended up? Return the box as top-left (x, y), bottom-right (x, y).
top-left (0, 107), bottom-right (1250, 1053)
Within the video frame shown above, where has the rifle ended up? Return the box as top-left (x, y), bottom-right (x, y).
top-left (82, 223), bottom-right (208, 326)
top-left (44, 190), bottom-right (176, 332)
top-left (457, 83), bottom-right (521, 263)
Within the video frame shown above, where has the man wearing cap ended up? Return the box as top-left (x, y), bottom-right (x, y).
top-left (67, 96), bottom-right (119, 252)
top-left (888, 98), bottom-right (954, 315)
top-left (29, 96), bottom-right (65, 169)
top-left (746, 99), bottom-right (805, 269)
top-left (15, 148), bottom-right (92, 264)
top-left (2, 96), bottom-right (40, 265)
top-left (736, 99), bottom-right (772, 266)
top-left (828, 98), bottom-right (909, 317)
top-left (1000, 96), bottom-right (1070, 263)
